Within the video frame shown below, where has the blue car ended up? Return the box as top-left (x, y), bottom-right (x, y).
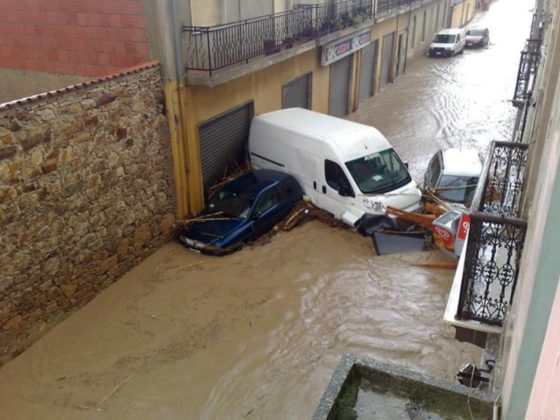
top-left (178, 169), bottom-right (303, 255)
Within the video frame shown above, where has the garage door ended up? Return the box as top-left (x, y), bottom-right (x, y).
top-left (283, 73), bottom-right (312, 109)
top-left (380, 32), bottom-right (394, 89)
top-left (329, 55), bottom-right (352, 117)
top-left (198, 103), bottom-right (253, 192)
top-left (358, 41), bottom-right (378, 105)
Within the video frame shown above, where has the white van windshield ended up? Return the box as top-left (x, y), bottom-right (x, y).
top-left (434, 34), bottom-right (456, 43)
top-left (346, 149), bottom-right (411, 194)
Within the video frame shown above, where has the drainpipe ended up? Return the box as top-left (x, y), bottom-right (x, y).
top-left (403, 0), bottom-right (413, 73)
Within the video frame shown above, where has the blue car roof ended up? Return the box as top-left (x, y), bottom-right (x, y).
top-left (224, 169), bottom-right (291, 196)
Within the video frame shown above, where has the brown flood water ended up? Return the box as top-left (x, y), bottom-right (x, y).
top-left (0, 0), bottom-right (533, 418)
top-left (0, 223), bottom-right (480, 419)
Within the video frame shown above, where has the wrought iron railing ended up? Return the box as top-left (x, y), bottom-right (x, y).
top-left (457, 141), bottom-right (529, 326)
top-left (183, 0), bottom-right (373, 74)
top-left (513, 38), bottom-right (542, 104)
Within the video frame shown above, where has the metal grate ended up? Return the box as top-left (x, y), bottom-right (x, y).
top-left (183, 0), bottom-right (374, 74)
top-left (457, 141), bottom-right (529, 326)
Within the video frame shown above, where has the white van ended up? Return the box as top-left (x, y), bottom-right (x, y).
top-left (427, 28), bottom-right (467, 57)
top-left (248, 108), bottom-right (422, 229)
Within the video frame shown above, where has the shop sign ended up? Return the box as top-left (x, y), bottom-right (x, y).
top-left (321, 29), bottom-right (372, 66)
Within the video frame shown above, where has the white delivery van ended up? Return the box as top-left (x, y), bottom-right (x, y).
top-left (427, 28), bottom-right (467, 57)
top-left (248, 108), bottom-right (422, 229)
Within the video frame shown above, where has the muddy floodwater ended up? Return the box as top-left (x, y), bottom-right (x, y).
top-left (0, 223), bottom-right (480, 419)
top-left (0, 0), bottom-right (533, 418)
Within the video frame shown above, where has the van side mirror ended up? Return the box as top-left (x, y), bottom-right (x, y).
top-left (404, 162), bottom-right (409, 169)
top-left (338, 184), bottom-right (354, 198)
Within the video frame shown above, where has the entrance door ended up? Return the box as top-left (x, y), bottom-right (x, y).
top-left (380, 32), bottom-right (395, 89)
top-left (328, 55), bottom-right (352, 117)
top-left (198, 103), bottom-right (253, 192)
top-left (396, 33), bottom-right (406, 77)
top-left (358, 40), bottom-right (378, 105)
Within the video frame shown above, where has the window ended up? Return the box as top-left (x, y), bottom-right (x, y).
top-left (254, 188), bottom-right (281, 216)
top-left (411, 15), bottom-right (417, 48)
top-left (207, 189), bottom-right (254, 218)
top-left (437, 176), bottom-right (479, 204)
top-left (346, 149), bottom-right (411, 194)
top-left (325, 160), bottom-right (354, 196)
top-left (429, 154), bottom-right (441, 187)
top-left (422, 10), bottom-right (427, 42)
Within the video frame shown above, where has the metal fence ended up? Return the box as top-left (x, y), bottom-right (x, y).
top-left (513, 42), bottom-right (541, 103)
top-left (457, 141), bottom-right (529, 326)
top-left (183, 0), bottom-right (375, 74)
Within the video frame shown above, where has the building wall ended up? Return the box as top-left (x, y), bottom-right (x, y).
top-left (0, 69), bottom-right (85, 105)
top-left (186, 48), bottom-right (330, 129)
top-left (501, 1), bottom-right (560, 417)
top-left (0, 63), bottom-right (175, 360)
top-left (0, 0), bottom-right (149, 78)
top-left (0, 0), bottom-right (151, 103)
top-left (526, 281), bottom-right (560, 418)
top-left (191, 0), bottom-right (221, 26)
top-left (450, 0), bottom-right (476, 27)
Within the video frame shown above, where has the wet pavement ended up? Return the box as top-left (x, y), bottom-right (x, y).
top-left (0, 0), bottom-right (533, 419)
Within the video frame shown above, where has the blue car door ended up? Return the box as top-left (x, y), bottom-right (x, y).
top-left (252, 186), bottom-right (283, 237)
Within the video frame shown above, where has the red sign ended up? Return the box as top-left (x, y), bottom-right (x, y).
top-left (457, 214), bottom-right (471, 241)
top-left (433, 226), bottom-right (454, 249)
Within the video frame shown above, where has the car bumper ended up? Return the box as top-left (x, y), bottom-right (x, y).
top-left (178, 234), bottom-right (241, 256)
top-left (428, 49), bottom-right (453, 57)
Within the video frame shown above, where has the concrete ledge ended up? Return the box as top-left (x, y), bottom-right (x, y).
top-left (186, 20), bottom-right (376, 87)
top-left (313, 353), bottom-right (496, 420)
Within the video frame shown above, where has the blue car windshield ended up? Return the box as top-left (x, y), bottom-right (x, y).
top-left (207, 189), bottom-right (254, 218)
top-left (346, 149), bottom-right (411, 194)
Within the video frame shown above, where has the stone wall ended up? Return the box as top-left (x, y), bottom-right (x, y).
top-left (0, 62), bottom-right (175, 358)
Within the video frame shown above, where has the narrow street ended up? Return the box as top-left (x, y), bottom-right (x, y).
top-left (0, 1), bottom-right (532, 419)
top-left (350, 0), bottom-right (532, 182)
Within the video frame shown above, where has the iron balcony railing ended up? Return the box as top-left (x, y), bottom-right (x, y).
top-left (183, 0), bottom-right (373, 74)
top-left (457, 141), bottom-right (529, 326)
top-left (513, 38), bottom-right (542, 104)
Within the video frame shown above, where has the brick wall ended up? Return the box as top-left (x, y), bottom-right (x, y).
top-left (0, 0), bottom-right (149, 77)
top-left (0, 63), bottom-right (176, 360)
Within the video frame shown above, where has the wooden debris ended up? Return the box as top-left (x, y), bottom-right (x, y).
top-left (385, 206), bottom-right (435, 230)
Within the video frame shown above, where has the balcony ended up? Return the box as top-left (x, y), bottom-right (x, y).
top-left (183, 0), bottom-right (373, 76)
top-left (183, 0), bottom-right (432, 79)
top-left (458, 142), bottom-right (529, 328)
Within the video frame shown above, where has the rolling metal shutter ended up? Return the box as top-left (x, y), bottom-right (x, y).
top-left (198, 103), bottom-right (253, 192)
top-left (328, 55), bottom-right (352, 117)
top-left (358, 41), bottom-right (378, 105)
top-left (380, 32), bottom-right (394, 89)
top-left (283, 73), bottom-right (312, 109)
